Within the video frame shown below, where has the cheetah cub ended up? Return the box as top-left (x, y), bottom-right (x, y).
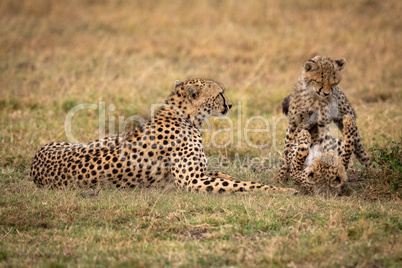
top-left (286, 115), bottom-right (357, 196)
top-left (279, 56), bottom-right (372, 181)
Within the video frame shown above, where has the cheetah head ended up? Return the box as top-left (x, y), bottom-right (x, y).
top-left (173, 78), bottom-right (232, 118)
top-left (305, 150), bottom-right (347, 196)
top-left (302, 56), bottom-right (346, 98)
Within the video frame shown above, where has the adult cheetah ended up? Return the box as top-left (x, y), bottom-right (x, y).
top-left (31, 78), bottom-right (297, 194)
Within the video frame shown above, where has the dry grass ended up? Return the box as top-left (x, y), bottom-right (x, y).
top-left (0, 0), bottom-right (401, 267)
top-left (1, 174), bottom-right (401, 267)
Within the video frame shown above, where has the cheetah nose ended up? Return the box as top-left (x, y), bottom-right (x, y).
top-left (228, 104), bottom-right (232, 109)
top-left (323, 92), bottom-right (330, 96)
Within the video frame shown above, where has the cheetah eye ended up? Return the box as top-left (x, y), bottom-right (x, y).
top-left (312, 81), bottom-right (322, 86)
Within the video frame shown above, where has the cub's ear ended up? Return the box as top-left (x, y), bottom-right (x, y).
top-left (307, 172), bottom-right (317, 184)
top-left (335, 58), bottom-right (346, 70)
top-left (185, 84), bottom-right (200, 100)
top-left (304, 56), bottom-right (321, 72)
top-left (174, 80), bottom-right (184, 89)
top-left (330, 175), bottom-right (344, 188)
top-left (311, 55), bottom-right (321, 61)
top-left (304, 62), bottom-right (315, 72)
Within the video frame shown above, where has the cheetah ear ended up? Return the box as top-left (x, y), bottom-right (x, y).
top-left (307, 171), bottom-right (317, 184)
top-left (335, 58), bottom-right (346, 70)
top-left (174, 80), bottom-right (184, 89)
top-left (304, 55), bottom-right (321, 72)
top-left (185, 84), bottom-right (200, 100)
top-left (330, 175), bottom-right (343, 188)
top-left (304, 60), bottom-right (318, 72)
top-left (282, 95), bottom-right (290, 117)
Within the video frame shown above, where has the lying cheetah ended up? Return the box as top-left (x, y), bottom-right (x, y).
top-left (31, 78), bottom-right (297, 194)
top-left (286, 115), bottom-right (356, 195)
top-left (279, 56), bottom-right (372, 181)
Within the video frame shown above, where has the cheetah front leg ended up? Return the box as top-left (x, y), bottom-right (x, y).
top-left (278, 123), bottom-right (298, 182)
top-left (279, 111), bottom-right (311, 182)
top-left (290, 130), bottom-right (311, 186)
top-left (170, 154), bottom-right (298, 195)
top-left (206, 171), bottom-right (237, 181)
top-left (292, 130), bottom-right (311, 172)
top-left (317, 105), bottom-right (327, 145)
top-left (277, 157), bottom-right (289, 183)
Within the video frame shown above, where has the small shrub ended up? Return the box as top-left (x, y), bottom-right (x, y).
top-left (369, 140), bottom-right (402, 196)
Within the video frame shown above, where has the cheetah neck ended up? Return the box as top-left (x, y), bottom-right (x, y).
top-left (164, 92), bottom-right (208, 129)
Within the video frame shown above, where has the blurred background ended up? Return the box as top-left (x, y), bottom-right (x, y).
top-left (0, 0), bottom-right (401, 169)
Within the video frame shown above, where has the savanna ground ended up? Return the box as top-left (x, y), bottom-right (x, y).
top-left (0, 0), bottom-right (401, 267)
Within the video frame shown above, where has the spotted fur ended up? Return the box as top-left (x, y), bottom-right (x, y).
top-left (31, 79), bottom-right (298, 194)
top-left (278, 56), bottom-right (372, 181)
top-left (286, 115), bottom-right (356, 196)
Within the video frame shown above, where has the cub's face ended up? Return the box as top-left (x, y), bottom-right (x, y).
top-left (305, 151), bottom-right (347, 195)
top-left (303, 56), bottom-right (346, 98)
top-left (176, 79), bottom-right (232, 117)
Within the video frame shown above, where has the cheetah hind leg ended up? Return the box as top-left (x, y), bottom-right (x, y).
top-left (340, 115), bottom-right (356, 170)
top-left (353, 127), bottom-right (374, 168)
top-left (336, 116), bottom-right (373, 169)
